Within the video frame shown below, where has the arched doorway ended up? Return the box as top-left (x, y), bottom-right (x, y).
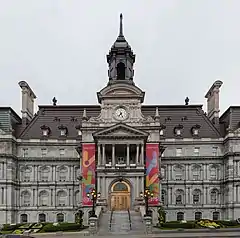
top-left (110, 181), bottom-right (130, 210)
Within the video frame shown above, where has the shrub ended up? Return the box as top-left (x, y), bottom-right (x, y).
top-left (161, 221), bottom-right (196, 229)
top-left (2, 224), bottom-right (22, 231)
top-left (218, 220), bottom-right (239, 227)
top-left (41, 223), bottom-right (84, 233)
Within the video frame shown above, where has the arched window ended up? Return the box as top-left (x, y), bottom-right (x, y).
top-left (20, 214), bottom-right (28, 223)
top-left (213, 211), bottom-right (220, 220)
top-left (21, 166), bottom-right (32, 182)
top-left (21, 191), bottom-right (31, 206)
top-left (39, 190), bottom-right (49, 206)
top-left (175, 189), bottom-right (184, 204)
top-left (57, 190), bottom-right (67, 206)
top-left (113, 182), bottom-right (128, 192)
top-left (75, 166), bottom-right (80, 181)
top-left (75, 211), bottom-right (83, 224)
top-left (39, 166), bottom-right (50, 181)
top-left (116, 62), bottom-right (125, 80)
top-left (75, 190), bottom-right (80, 206)
top-left (210, 165), bottom-right (219, 180)
top-left (174, 165), bottom-right (184, 180)
top-left (210, 189), bottom-right (219, 204)
top-left (192, 165), bottom-right (201, 180)
top-left (193, 189), bottom-right (201, 204)
top-left (58, 166), bottom-right (67, 181)
top-left (161, 167), bottom-right (166, 180)
top-left (177, 212), bottom-right (184, 221)
top-left (56, 213), bottom-right (64, 222)
top-left (195, 212), bottom-right (202, 220)
top-left (161, 190), bottom-right (167, 205)
top-left (39, 213), bottom-right (46, 223)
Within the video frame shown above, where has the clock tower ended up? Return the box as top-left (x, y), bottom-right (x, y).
top-left (97, 14), bottom-right (145, 123)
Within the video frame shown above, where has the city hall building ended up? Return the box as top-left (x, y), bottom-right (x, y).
top-left (1, 15), bottom-right (240, 225)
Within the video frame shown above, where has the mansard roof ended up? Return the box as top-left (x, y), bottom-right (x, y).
top-left (16, 104), bottom-right (222, 140)
top-left (92, 123), bottom-right (149, 139)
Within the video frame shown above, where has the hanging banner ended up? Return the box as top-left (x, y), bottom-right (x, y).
top-left (82, 143), bottom-right (96, 206)
top-left (146, 143), bottom-right (160, 205)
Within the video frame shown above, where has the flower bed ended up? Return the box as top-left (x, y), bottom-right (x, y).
top-left (1, 222), bottom-right (86, 234)
top-left (158, 219), bottom-right (240, 230)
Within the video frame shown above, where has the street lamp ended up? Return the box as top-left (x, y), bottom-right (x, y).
top-left (140, 188), bottom-right (154, 216)
top-left (87, 189), bottom-right (101, 217)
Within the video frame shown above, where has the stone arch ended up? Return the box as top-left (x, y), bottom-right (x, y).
top-left (109, 178), bottom-right (132, 211)
top-left (108, 178), bottom-right (133, 194)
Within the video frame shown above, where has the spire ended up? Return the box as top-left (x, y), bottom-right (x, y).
top-left (106, 14), bottom-right (135, 84)
top-left (119, 13), bottom-right (123, 37)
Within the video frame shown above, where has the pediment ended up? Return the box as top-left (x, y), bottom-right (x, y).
top-left (97, 83), bottom-right (145, 103)
top-left (93, 123), bottom-right (148, 139)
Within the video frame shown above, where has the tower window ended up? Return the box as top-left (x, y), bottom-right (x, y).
top-left (117, 62), bottom-right (125, 80)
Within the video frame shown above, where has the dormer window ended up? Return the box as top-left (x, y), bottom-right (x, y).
top-left (159, 124), bottom-right (166, 137)
top-left (174, 124), bottom-right (183, 136)
top-left (191, 124), bottom-right (201, 137)
top-left (58, 125), bottom-right (68, 137)
top-left (75, 125), bottom-right (82, 137)
top-left (40, 125), bottom-right (50, 137)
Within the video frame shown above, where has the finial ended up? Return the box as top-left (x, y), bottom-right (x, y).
top-left (119, 13), bottom-right (123, 37)
top-left (155, 107), bottom-right (160, 119)
top-left (82, 108), bottom-right (87, 120)
top-left (52, 97), bottom-right (57, 106)
top-left (185, 97), bottom-right (189, 105)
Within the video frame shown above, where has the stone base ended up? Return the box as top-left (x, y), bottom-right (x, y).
top-left (144, 216), bottom-right (153, 234)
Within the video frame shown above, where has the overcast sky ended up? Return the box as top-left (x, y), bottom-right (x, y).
top-left (1, 0), bottom-right (240, 116)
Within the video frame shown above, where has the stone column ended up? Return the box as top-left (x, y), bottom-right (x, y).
top-left (97, 177), bottom-right (101, 193)
top-left (102, 145), bottom-right (106, 165)
top-left (127, 144), bottom-right (130, 166)
top-left (112, 144), bottom-right (115, 166)
top-left (136, 145), bottom-right (139, 165)
top-left (98, 144), bottom-right (101, 166)
top-left (103, 176), bottom-right (106, 197)
top-left (141, 144), bottom-right (144, 165)
top-left (136, 176), bottom-right (139, 197)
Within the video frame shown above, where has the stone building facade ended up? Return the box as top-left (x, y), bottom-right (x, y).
top-left (1, 15), bottom-right (240, 225)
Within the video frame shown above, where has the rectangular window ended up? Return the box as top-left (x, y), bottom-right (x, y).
top-left (176, 148), bottom-right (182, 157)
top-left (41, 149), bottom-right (47, 157)
top-left (194, 147), bottom-right (200, 156)
top-left (212, 147), bottom-right (218, 156)
top-left (59, 149), bottom-right (65, 156)
top-left (22, 148), bottom-right (28, 157)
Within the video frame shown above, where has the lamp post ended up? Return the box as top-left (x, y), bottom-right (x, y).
top-left (87, 189), bottom-right (101, 217)
top-left (140, 187), bottom-right (154, 216)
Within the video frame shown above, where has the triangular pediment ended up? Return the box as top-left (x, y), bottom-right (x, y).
top-left (93, 123), bottom-right (148, 139)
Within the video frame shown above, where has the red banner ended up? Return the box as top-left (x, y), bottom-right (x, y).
top-left (146, 143), bottom-right (159, 205)
top-left (82, 144), bottom-right (96, 206)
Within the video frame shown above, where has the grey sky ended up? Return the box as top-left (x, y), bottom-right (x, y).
top-left (1, 0), bottom-right (240, 116)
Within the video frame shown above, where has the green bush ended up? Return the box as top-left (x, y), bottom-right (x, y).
top-left (218, 220), bottom-right (239, 227)
top-left (2, 224), bottom-right (22, 231)
top-left (161, 221), bottom-right (196, 229)
top-left (41, 223), bottom-right (84, 233)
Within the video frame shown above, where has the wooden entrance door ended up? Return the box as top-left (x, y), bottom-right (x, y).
top-left (110, 181), bottom-right (131, 210)
top-left (111, 193), bottom-right (130, 210)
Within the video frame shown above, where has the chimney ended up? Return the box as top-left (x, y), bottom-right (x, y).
top-left (205, 80), bottom-right (223, 125)
top-left (18, 81), bottom-right (37, 125)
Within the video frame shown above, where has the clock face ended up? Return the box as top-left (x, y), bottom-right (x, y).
top-left (114, 107), bottom-right (128, 120)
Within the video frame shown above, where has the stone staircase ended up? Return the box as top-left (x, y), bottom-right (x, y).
top-left (98, 210), bottom-right (144, 236)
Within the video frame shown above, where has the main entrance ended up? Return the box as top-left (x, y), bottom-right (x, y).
top-left (110, 181), bottom-right (130, 210)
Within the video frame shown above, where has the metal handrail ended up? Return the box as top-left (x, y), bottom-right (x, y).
top-left (127, 208), bottom-right (132, 230)
top-left (109, 209), bottom-right (114, 231)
